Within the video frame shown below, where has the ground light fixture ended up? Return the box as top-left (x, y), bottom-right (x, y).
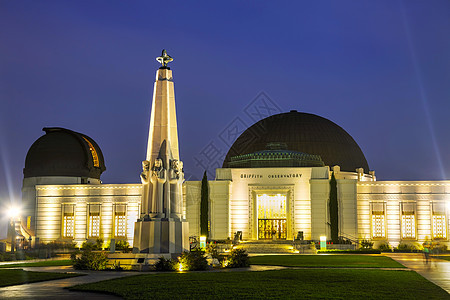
top-left (320, 236), bottom-right (327, 250)
top-left (200, 236), bottom-right (206, 250)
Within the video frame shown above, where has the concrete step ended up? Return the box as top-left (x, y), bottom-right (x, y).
top-left (237, 242), bottom-right (296, 254)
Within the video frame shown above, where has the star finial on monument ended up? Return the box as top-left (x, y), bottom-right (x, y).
top-left (156, 49), bottom-right (173, 68)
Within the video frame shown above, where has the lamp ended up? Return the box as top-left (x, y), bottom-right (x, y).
top-left (320, 236), bottom-right (327, 251)
top-left (7, 204), bottom-right (21, 253)
top-left (200, 236), bottom-right (206, 250)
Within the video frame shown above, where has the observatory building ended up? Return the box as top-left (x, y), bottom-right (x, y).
top-left (13, 52), bottom-right (450, 252)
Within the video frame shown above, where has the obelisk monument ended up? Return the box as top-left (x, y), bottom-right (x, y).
top-left (133, 50), bottom-right (189, 255)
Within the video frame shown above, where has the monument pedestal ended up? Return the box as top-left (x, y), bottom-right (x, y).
top-left (133, 218), bottom-right (189, 254)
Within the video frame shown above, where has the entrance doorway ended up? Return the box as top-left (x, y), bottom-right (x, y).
top-left (257, 194), bottom-right (287, 240)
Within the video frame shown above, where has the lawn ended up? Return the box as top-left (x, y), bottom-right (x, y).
top-left (249, 254), bottom-right (405, 268)
top-left (432, 256), bottom-right (450, 262)
top-left (0, 259), bottom-right (73, 268)
top-left (0, 269), bottom-right (80, 287)
top-left (69, 269), bottom-right (449, 299)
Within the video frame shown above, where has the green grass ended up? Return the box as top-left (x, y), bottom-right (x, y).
top-left (0, 269), bottom-right (80, 287)
top-left (433, 255), bottom-right (450, 262)
top-left (249, 254), bottom-right (404, 268)
top-left (69, 269), bottom-right (449, 299)
top-left (0, 259), bottom-right (73, 268)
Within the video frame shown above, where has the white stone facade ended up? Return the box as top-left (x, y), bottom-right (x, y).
top-left (184, 166), bottom-right (450, 249)
top-left (23, 168), bottom-right (450, 249)
top-left (34, 184), bottom-right (141, 247)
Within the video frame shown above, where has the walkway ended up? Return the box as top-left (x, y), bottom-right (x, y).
top-left (385, 253), bottom-right (450, 294)
top-left (0, 265), bottom-right (136, 299)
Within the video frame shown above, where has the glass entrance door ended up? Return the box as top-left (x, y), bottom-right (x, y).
top-left (257, 194), bottom-right (287, 240)
top-left (258, 219), bottom-right (287, 239)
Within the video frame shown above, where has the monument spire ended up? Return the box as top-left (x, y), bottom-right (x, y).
top-left (133, 50), bottom-right (188, 255)
top-left (145, 49), bottom-right (179, 164)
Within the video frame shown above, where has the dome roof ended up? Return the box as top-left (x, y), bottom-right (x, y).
top-left (228, 142), bottom-right (325, 168)
top-left (223, 111), bottom-right (369, 172)
top-left (23, 127), bottom-right (106, 179)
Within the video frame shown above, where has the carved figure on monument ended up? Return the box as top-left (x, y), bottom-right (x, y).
top-left (170, 159), bottom-right (183, 179)
top-left (140, 160), bottom-right (151, 219)
top-left (150, 158), bottom-right (166, 217)
top-left (168, 159), bottom-right (184, 219)
top-left (140, 160), bottom-right (150, 184)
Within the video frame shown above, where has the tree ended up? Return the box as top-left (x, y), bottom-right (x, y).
top-left (200, 171), bottom-right (209, 238)
top-left (329, 172), bottom-right (339, 244)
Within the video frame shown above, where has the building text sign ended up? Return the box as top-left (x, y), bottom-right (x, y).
top-left (240, 173), bottom-right (303, 179)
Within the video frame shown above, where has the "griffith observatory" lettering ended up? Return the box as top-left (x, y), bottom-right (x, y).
top-left (240, 173), bottom-right (303, 179)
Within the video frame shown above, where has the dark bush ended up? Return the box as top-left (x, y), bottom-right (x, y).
top-left (377, 242), bottom-right (392, 252)
top-left (71, 249), bottom-right (108, 270)
top-left (115, 240), bottom-right (131, 253)
top-left (178, 249), bottom-right (208, 271)
top-left (360, 239), bottom-right (374, 249)
top-left (227, 248), bottom-right (249, 268)
top-left (154, 257), bottom-right (175, 271)
top-left (206, 243), bottom-right (219, 259)
top-left (81, 238), bottom-right (103, 251)
top-left (395, 242), bottom-right (418, 252)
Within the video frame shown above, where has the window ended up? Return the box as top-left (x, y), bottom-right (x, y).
top-left (114, 204), bottom-right (127, 237)
top-left (432, 202), bottom-right (446, 239)
top-left (257, 194), bottom-right (286, 219)
top-left (82, 137), bottom-right (100, 167)
top-left (62, 204), bottom-right (75, 238)
top-left (401, 203), bottom-right (416, 239)
top-left (26, 216), bottom-right (31, 229)
top-left (371, 202), bottom-right (385, 238)
top-left (88, 204), bottom-right (101, 238)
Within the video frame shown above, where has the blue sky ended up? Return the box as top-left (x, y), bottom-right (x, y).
top-left (1, 0), bottom-right (449, 235)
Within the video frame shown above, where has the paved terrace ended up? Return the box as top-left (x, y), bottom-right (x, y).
top-left (385, 253), bottom-right (450, 294)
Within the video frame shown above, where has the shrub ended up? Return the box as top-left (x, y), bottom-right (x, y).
top-left (154, 257), bottom-right (175, 271)
top-left (71, 249), bottom-right (108, 270)
top-left (432, 243), bottom-right (448, 253)
top-left (206, 243), bottom-right (219, 259)
top-left (360, 239), bottom-right (374, 249)
top-left (81, 238), bottom-right (103, 251)
top-left (154, 250), bottom-right (209, 272)
top-left (178, 249), bottom-right (208, 271)
top-left (0, 252), bottom-right (17, 262)
top-left (227, 248), bottom-right (249, 268)
top-left (396, 243), bottom-right (418, 252)
top-left (115, 240), bottom-right (131, 253)
top-left (377, 242), bottom-right (392, 252)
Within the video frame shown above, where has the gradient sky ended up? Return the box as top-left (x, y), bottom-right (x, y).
top-left (1, 1), bottom-right (449, 236)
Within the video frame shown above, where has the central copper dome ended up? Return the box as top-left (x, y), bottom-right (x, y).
top-left (223, 111), bottom-right (369, 172)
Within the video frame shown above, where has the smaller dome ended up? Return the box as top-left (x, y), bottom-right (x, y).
top-left (23, 127), bottom-right (106, 179)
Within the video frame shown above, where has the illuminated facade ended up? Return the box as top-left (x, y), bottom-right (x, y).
top-left (184, 168), bottom-right (450, 248)
top-left (33, 184), bottom-right (141, 246)
top-left (184, 111), bottom-right (450, 248)
top-left (18, 59), bottom-right (450, 251)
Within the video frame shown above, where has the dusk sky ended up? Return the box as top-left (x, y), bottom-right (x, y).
top-left (1, 1), bottom-right (449, 236)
